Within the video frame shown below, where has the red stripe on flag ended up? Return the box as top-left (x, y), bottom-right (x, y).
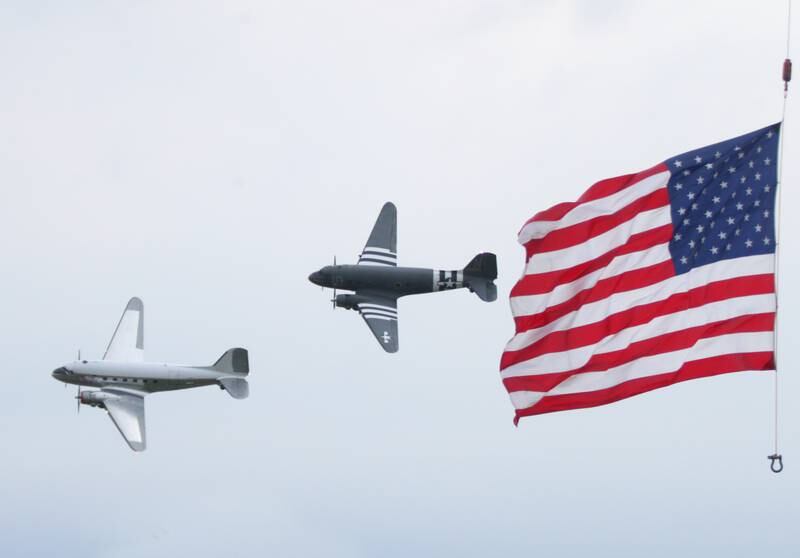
top-left (513, 260), bottom-right (675, 331)
top-left (500, 274), bottom-right (775, 370)
top-left (503, 312), bottom-right (775, 393)
top-left (513, 351), bottom-right (775, 422)
top-left (524, 188), bottom-right (670, 257)
top-left (512, 224), bottom-right (673, 297)
top-left (522, 163), bottom-right (669, 225)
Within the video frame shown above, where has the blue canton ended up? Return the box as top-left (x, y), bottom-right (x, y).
top-left (666, 123), bottom-right (781, 274)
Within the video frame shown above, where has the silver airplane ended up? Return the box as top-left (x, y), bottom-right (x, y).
top-left (51, 297), bottom-right (250, 451)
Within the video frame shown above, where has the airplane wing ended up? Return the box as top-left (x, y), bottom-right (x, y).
top-left (102, 388), bottom-right (147, 451)
top-left (355, 293), bottom-right (399, 353)
top-left (103, 297), bottom-right (144, 362)
top-left (358, 202), bottom-right (397, 267)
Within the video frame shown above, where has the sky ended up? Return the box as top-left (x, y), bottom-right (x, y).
top-left (1, 1), bottom-right (798, 556)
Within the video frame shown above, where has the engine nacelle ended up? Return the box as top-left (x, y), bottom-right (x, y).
top-left (79, 390), bottom-right (118, 409)
top-left (335, 294), bottom-right (367, 310)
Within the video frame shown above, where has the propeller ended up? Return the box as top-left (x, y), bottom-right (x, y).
top-left (74, 348), bottom-right (83, 412)
top-left (331, 255), bottom-right (337, 310)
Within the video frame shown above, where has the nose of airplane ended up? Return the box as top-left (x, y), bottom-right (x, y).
top-left (308, 271), bottom-right (322, 285)
top-left (51, 366), bottom-right (69, 379)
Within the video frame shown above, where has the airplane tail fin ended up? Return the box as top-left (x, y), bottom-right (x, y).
top-left (210, 348), bottom-right (250, 400)
top-left (463, 253), bottom-right (498, 302)
top-left (211, 348), bottom-right (250, 375)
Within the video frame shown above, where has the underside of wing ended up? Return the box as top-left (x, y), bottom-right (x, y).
top-left (356, 294), bottom-right (399, 353)
top-left (104, 297), bottom-right (144, 362)
top-left (102, 389), bottom-right (147, 451)
top-left (358, 202), bottom-right (397, 267)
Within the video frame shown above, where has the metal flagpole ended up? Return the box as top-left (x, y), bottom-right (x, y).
top-left (769, 0), bottom-right (792, 474)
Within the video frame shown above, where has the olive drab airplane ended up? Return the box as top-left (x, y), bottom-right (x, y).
top-left (51, 297), bottom-right (250, 451)
top-left (308, 202), bottom-right (498, 353)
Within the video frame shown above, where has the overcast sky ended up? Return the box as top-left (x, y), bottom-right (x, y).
top-left (1, 1), bottom-right (798, 556)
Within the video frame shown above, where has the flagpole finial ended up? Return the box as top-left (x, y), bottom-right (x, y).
top-left (768, 453), bottom-right (784, 473)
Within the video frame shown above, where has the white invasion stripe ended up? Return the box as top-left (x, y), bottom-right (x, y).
top-left (359, 253), bottom-right (397, 264)
top-left (358, 303), bottom-right (396, 313)
top-left (363, 246), bottom-right (396, 255)
top-left (360, 309), bottom-right (397, 318)
top-left (358, 260), bottom-right (396, 267)
top-left (362, 307), bottom-right (396, 314)
top-left (518, 171), bottom-right (670, 244)
top-left (525, 205), bottom-right (671, 275)
top-left (511, 243), bottom-right (671, 317)
top-left (363, 316), bottom-right (397, 323)
top-left (507, 254), bottom-right (774, 351)
top-left (501, 292), bottom-right (776, 379)
top-left (363, 315), bottom-right (395, 322)
top-left (509, 331), bottom-right (774, 409)
top-left (361, 250), bottom-right (396, 259)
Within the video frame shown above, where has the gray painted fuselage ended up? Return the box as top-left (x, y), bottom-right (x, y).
top-left (309, 264), bottom-right (463, 298)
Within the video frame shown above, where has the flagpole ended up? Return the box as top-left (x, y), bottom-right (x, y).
top-left (770, 0), bottom-right (792, 474)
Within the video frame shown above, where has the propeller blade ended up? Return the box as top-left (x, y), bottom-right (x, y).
top-left (76, 385), bottom-right (81, 414)
top-left (332, 255), bottom-right (337, 309)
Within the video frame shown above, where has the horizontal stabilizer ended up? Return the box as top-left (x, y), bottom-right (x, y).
top-left (219, 377), bottom-right (249, 399)
top-left (469, 280), bottom-right (497, 302)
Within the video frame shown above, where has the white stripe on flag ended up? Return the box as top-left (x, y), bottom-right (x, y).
top-left (507, 254), bottom-right (774, 351)
top-left (551, 330), bottom-right (774, 395)
top-left (525, 206), bottom-right (671, 274)
top-left (518, 171), bottom-right (671, 244)
top-left (511, 243), bottom-right (671, 316)
top-left (501, 292), bottom-right (776, 379)
top-left (509, 330), bottom-right (774, 409)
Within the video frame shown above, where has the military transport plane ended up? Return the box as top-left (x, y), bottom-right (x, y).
top-left (51, 297), bottom-right (249, 451)
top-left (308, 202), bottom-right (497, 352)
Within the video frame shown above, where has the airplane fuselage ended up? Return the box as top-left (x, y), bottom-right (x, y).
top-left (309, 264), bottom-right (464, 297)
top-left (52, 360), bottom-right (227, 394)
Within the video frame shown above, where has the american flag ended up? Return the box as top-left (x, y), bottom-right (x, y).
top-left (501, 123), bottom-right (781, 423)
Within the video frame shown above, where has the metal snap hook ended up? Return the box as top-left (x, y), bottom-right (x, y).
top-left (768, 454), bottom-right (783, 473)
